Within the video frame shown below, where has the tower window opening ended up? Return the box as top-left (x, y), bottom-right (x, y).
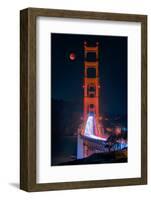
top-left (86, 52), bottom-right (97, 61)
top-left (90, 104), bottom-right (94, 108)
top-left (88, 91), bottom-right (95, 97)
top-left (88, 85), bottom-right (96, 97)
top-left (87, 68), bottom-right (96, 78)
top-left (89, 86), bottom-right (95, 91)
top-left (89, 104), bottom-right (95, 115)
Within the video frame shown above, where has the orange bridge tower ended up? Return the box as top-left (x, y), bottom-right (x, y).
top-left (77, 41), bottom-right (105, 159)
top-left (83, 41), bottom-right (102, 137)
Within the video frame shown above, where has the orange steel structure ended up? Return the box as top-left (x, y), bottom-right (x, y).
top-left (82, 41), bottom-right (102, 137)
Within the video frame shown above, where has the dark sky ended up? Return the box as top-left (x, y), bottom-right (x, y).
top-left (51, 33), bottom-right (127, 116)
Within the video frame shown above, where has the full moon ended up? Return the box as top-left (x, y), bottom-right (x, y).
top-left (69, 52), bottom-right (76, 61)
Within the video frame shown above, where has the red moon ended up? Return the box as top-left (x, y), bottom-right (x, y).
top-left (69, 52), bottom-right (76, 61)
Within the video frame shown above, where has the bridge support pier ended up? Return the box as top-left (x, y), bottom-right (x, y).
top-left (77, 134), bottom-right (84, 159)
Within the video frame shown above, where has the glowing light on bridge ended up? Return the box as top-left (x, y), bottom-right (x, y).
top-left (84, 116), bottom-right (107, 141)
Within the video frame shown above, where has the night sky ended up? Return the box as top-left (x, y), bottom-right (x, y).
top-left (51, 33), bottom-right (127, 116)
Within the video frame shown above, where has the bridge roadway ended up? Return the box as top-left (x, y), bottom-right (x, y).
top-left (83, 115), bottom-right (107, 141)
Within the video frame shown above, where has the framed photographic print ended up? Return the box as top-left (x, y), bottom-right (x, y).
top-left (20, 8), bottom-right (147, 191)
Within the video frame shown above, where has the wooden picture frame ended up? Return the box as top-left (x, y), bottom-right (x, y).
top-left (20, 7), bottom-right (147, 192)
